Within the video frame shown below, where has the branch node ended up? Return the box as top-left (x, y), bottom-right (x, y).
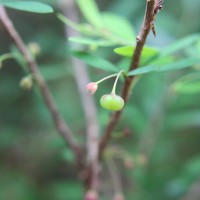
top-left (136, 36), bottom-right (141, 42)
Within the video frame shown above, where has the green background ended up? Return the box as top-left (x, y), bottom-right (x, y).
top-left (0, 0), bottom-right (200, 199)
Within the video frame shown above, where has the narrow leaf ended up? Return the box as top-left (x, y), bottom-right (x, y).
top-left (57, 13), bottom-right (99, 36)
top-left (160, 34), bottom-right (200, 57)
top-left (57, 13), bottom-right (81, 32)
top-left (128, 65), bottom-right (158, 76)
top-left (0, 53), bottom-right (14, 69)
top-left (173, 72), bottom-right (200, 94)
top-left (128, 57), bottom-right (200, 76)
top-left (158, 57), bottom-right (200, 72)
top-left (76, 0), bottom-right (103, 28)
top-left (1, 1), bottom-right (53, 13)
top-left (114, 46), bottom-right (159, 58)
top-left (174, 81), bottom-right (200, 94)
top-left (72, 51), bottom-right (117, 72)
top-left (68, 37), bottom-right (115, 47)
top-left (0, 53), bottom-right (14, 63)
top-left (148, 56), bottom-right (174, 66)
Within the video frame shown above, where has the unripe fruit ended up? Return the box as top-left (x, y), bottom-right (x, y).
top-left (100, 94), bottom-right (124, 111)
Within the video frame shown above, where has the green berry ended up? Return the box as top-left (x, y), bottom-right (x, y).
top-left (100, 94), bottom-right (124, 111)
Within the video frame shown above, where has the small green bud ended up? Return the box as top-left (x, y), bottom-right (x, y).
top-left (100, 94), bottom-right (124, 111)
top-left (28, 42), bottom-right (41, 56)
top-left (20, 76), bottom-right (33, 90)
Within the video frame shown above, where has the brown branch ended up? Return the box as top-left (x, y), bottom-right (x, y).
top-left (0, 6), bottom-right (83, 168)
top-left (58, 0), bottom-right (100, 190)
top-left (99, 0), bottom-right (162, 157)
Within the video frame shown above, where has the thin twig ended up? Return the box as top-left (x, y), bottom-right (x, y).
top-left (99, 0), bottom-right (162, 157)
top-left (58, 0), bottom-right (100, 190)
top-left (0, 6), bottom-right (83, 168)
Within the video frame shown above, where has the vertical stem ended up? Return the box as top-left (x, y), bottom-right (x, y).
top-left (58, 0), bottom-right (100, 191)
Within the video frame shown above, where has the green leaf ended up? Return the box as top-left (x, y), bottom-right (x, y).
top-left (173, 72), bottom-right (200, 94)
top-left (175, 80), bottom-right (200, 94)
top-left (160, 34), bottom-right (200, 57)
top-left (149, 56), bottom-right (174, 66)
top-left (57, 13), bottom-right (81, 32)
top-left (114, 45), bottom-right (159, 58)
top-left (68, 37), bottom-right (115, 47)
top-left (1, 1), bottom-right (53, 13)
top-left (102, 12), bottom-right (135, 43)
top-left (76, 0), bottom-right (103, 28)
top-left (115, 35), bottom-right (200, 67)
top-left (159, 57), bottom-right (200, 72)
top-left (72, 51), bottom-right (117, 72)
top-left (0, 53), bottom-right (14, 68)
top-left (128, 57), bottom-right (200, 76)
top-left (57, 13), bottom-right (99, 36)
top-left (128, 65), bottom-right (158, 76)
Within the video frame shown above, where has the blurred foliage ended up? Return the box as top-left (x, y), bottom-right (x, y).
top-left (0, 0), bottom-right (200, 200)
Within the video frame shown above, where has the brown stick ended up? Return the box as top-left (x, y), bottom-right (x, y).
top-left (99, 0), bottom-right (161, 156)
top-left (0, 6), bottom-right (83, 168)
top-left (58, 0), bottom-right (100, 191)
